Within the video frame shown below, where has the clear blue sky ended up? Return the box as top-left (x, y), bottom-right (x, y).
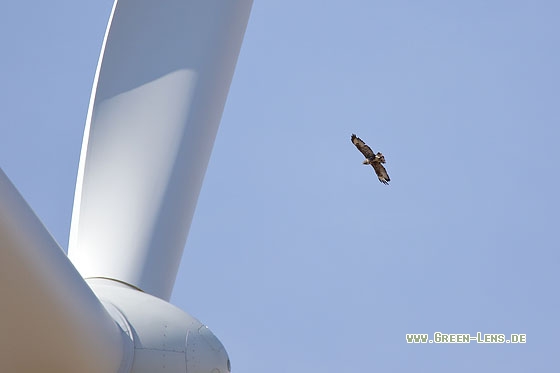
top-left (1, 1), bottom-right (559, 371)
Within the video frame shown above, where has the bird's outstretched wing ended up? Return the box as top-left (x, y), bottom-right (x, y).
top-left (351, 134), bottom-right (375, 159)
top-left (372, 162), bottom-right (390, 185)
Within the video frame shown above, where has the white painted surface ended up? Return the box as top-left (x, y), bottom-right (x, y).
top-left (90, 279), bottom-right (230, 373)
top-left (68, 0), bottom-right (253, 300)
top-left (0, 169), bottom-right (128, 372)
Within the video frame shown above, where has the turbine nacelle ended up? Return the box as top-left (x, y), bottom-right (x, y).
top-left (90, 279), bottom-right (230, 373)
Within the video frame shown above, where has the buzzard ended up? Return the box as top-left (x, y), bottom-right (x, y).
top-left (351, 134), bottom-right (390, 185)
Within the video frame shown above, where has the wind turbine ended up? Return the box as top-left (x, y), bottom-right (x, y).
top-left (0, 0), bottom-right (252, 371)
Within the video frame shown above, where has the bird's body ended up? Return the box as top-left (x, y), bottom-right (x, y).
top-left (351, 134), bottom-right (390, 185)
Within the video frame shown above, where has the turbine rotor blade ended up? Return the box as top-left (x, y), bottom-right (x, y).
top-left (68, 0), bottom-right (253, 301)
top-left (0, 168), bottom-right (128, 372)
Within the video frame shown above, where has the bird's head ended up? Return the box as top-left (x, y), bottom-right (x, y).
top-left (362, 159), bottom-right (370, 165)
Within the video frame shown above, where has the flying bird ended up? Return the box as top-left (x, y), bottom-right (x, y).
top-left (351, 134), bottom-right (390, 185)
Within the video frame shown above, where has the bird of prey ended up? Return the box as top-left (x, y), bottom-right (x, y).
top-left (351, 134), bottom-right (390, 185)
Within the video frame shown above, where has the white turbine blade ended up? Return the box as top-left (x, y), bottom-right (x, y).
top-left (68, 0), bottom-right (253, 300)
top-left (0, 169), bottom-right (128, 372)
